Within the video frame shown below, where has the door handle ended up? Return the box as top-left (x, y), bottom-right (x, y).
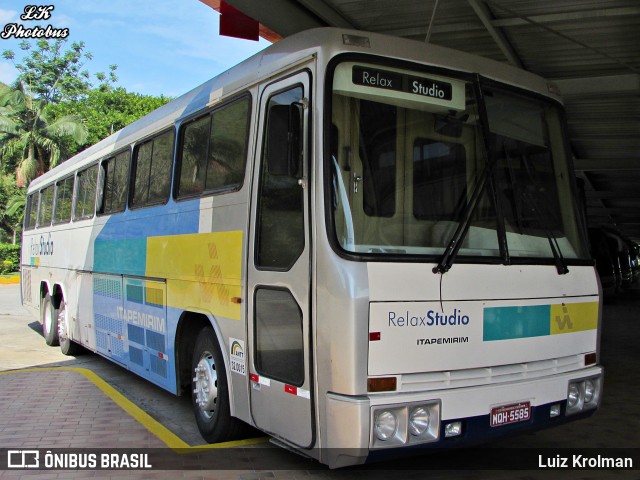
top-left (353, 174), bottom-right (362, 194)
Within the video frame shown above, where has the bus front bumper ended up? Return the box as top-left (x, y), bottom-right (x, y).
top-left (323, 366), bottom-right (603, 468)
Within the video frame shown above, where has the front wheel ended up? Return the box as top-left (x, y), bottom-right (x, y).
top-left (191, 327), bottom-right (245, 443)
top-left (41, 293), bottom-right (59, 346)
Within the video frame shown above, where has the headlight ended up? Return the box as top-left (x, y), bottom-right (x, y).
top-left (409, 407), bottom-right (430, 436)
top-left (374, 410), bottom-right (397, 441)
top-left (567, 383), bottom-right (581, 408)
top-left (566, 376), bottom-right (601, 415)
top-left (370, 401), bottom-right (440, 449)
top-left (584, 379), bottom-right (595, 404)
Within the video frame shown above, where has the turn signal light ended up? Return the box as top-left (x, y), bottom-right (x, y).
top-left (368, 377), bottom-right (397, 392)
top-left (584, 352), bottom-right (596, 366)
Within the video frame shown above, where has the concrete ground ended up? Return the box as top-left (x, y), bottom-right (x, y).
top-left (0, 282), bottom-right (638, 479)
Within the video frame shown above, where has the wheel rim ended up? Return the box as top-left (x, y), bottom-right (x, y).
top-left (193, 352), bottom-right (218, 419)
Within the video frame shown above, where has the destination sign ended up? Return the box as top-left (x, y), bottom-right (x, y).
top-left (352, 66), bottom-right (403, 92)
top-left (352, 65), bottom-right (453, 101)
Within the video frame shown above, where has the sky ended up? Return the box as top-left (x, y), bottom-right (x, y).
top-left (0, 0), bottom-right (271, 98)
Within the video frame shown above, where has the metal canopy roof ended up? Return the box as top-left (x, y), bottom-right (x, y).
top-left (204, 0), bottom-right (640, 240)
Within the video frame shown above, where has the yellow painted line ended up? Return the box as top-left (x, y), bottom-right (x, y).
top-left (0, 276), bottom-right (19, 284)
top-left (0, 366), bottom-right (267, 451)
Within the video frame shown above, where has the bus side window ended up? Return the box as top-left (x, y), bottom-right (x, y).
top-left (100, 150), bottom-right (130, 215)
top-left (24, 193), bottom-right (38, 230)
top-left (177, 115), bottom-right (210, 197)
top-left (207, 97), bottom-right (250, 192)
top-left (37, 184), bottom-right (55, 227)
top-left (54, 175), bottom-right (75, 224)
top-left (131, 129), bottom-right (175, 208)
top-left (74, 164), bottom-right (98, 220)
top-left (176, 95), bottom-right (250, 199)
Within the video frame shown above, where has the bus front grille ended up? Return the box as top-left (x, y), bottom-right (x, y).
top-left (398, 354), bottom-right (585, 392)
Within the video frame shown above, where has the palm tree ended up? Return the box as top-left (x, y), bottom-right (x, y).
top-left (4, 194), bottom-right (24, 244)
top-left (0, 81), bottom-right (88, 186)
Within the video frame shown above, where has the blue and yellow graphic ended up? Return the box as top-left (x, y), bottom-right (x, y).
top-left (483, 302), bottom-right (598, 341)
top-left (91, 199), bottom-right (244, 394)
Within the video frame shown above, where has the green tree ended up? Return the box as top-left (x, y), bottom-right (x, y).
top-left (49, 87), bottom-right (171, 155)
top-left (2, 39), bottom-right (117, 104)
top-left (0, 82), bottom-right (88, 186)
top-left (0, 174), bottom-right (23, 244)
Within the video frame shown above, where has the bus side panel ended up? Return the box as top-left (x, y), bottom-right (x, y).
top-left (122, 277), bottom-right (174, 392)
top-left (77, 272), bottom-right (97, 351)
top-left (91, 273), bottom-right (126, 365)
top-left (20, 266), bottom-right (36, 311)
top-left (88, 273), bottom-right (176, 392)
top-left (20, 232), bottom-right (45, 314)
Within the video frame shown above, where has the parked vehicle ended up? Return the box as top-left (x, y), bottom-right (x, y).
top-left (589, 228), bottom-right (619, 298)
top-left (590, 227), bottom-right (640, 297)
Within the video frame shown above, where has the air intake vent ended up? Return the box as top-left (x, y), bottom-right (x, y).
top-left (150, 355), bottom-right (167, 378)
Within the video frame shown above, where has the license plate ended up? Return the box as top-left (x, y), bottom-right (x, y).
top-left (490, 401), bottom-right (531, 427)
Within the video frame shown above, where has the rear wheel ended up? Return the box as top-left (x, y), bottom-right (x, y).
top-left (191, 327), bottom-right (244, 442)
top-left (41, 293), bottom-right (59, 346)
top-left (58, 299), bottom-right (81, 356)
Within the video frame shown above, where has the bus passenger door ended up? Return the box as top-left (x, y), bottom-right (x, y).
top-left (247, 71), bottom-right (314, 448)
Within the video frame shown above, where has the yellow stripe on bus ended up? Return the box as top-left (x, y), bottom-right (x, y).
top-left (145, 231), bottom-right (243, 320)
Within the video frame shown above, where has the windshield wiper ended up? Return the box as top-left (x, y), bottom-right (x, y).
top-left (433, 164), bottom-right (491, 274)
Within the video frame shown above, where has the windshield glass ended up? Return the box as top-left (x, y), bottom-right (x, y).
top-left (329, 61), bottom-right (588, 261)
top-left (484, 88), bottom-right (585, 259)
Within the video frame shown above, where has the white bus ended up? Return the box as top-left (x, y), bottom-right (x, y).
top-left (21, 28), bottom-right (602, 467)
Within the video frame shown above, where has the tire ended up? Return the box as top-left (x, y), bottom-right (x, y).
top-left (41, 293), bottom-right (59, 346)
top-left (191, 327), bottom-right (244, 443)
top-left (58, 299), bottom-right (81, 356)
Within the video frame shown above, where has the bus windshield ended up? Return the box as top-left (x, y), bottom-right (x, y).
top-left (329, 61), bottom-right (588, 262)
